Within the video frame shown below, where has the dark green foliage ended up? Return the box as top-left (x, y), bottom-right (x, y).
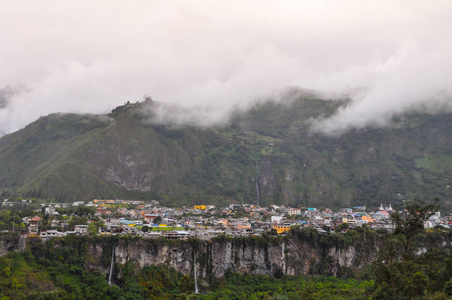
top-left (199, 272), bottom-right (374, 299)
top-left (0, 208), bottom-right (34, 232)
top-left (444, 280), bottom-right (452, 296)
top-left (179, 275), bottom-right (195, 294)
top-left (371, 200), bottom-right (451, 299)
top-left (391, 198), bottom-right (440, 253)
top-left (290, 226), bottom-right (378, 251)
top-left (335, 222), bottom-right (349, 232)
top-left (376, 228), bottom-right (388, 235)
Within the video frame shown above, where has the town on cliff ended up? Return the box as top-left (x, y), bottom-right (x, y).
top-left (2, 198), bottom-right (449, 240)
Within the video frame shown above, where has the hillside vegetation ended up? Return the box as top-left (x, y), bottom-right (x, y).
top-left (0, 93), bottom-right (450, 209)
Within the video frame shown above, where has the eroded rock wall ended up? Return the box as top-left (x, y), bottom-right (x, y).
top-left (110, 233), bottom-right (379, 279)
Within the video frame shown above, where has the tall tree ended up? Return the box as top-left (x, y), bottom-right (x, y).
top-left (391, 198), bottom-right (439, 254)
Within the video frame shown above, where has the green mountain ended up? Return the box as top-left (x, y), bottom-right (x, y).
top-left (0, 93), bottom-right (451, 209)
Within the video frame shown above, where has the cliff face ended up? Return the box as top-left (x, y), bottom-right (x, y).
top-left (0, 230), bottom-right (382, 280)
top-left (101, 231), bottom-right (380, 280)
top-left (3, 229), bottom-right (450, 286)
top-left (0, 235), bottom-right (26, 256)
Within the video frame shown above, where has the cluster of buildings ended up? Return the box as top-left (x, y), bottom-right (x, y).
top-left (17, 199), bottom-right (451, 240)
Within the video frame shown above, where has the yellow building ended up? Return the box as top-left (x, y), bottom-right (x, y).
top-left (362, 215), bottom-right (375, 223)
top-left (273, 225), bottom-right (291, 234)
top-left (216, 219), bottom-right (228, 226)
top-left (238, 224), bottom-right (251, 230)
top-left (194, 205), bottom-right (206, 210)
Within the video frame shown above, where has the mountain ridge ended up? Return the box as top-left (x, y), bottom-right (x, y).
top-left (0, 95), bottom-right (450, 209)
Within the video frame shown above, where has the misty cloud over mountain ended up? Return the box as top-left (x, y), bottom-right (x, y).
top-left (1, 1), bottom-right (452, 135)
top-left (0, 86), bottom-right (14, 109)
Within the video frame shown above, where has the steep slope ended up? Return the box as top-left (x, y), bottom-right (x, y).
top-left (0, 95), bottom-right (450, 209)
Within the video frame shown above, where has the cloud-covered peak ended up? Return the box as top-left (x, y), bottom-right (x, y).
top-left (1, 1), bottom-right (451, 135)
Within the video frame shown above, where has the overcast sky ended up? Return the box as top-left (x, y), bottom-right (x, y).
top-left (1, 0), bottom-right (451, 135)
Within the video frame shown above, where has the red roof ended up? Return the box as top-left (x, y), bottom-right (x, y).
top-left (30, 216), bottom-right (42, 221)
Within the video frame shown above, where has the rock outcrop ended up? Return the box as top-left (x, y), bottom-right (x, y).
top-left (100, 230), bottom-right (381, 280)
top-left (0, 235), bottom-right (26, 256)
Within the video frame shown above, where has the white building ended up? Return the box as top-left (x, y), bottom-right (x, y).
top-left (75, 225), bottom-right (89, 235)
top-left (271, 216), bottom-right (283, 224)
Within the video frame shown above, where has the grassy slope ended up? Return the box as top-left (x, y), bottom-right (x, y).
top-left (0, 97), bottom-right (450, 209)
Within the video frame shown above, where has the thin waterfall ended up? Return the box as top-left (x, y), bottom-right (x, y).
top-left (281, 242), bottom-right (285, 274)
top-left (108, 247), bottom-right (115, 286)
top-left (194, 247), bottom-right (199, 294)
top-left (255, 161), bottom-right (260, 206)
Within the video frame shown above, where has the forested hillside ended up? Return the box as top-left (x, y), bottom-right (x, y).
top-left (0, 93), bottom-right (450, 209)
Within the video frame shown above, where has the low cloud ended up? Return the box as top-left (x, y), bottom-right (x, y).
top-left (0, 86), bottom-right (15, 109)
top-left (1, 1), bottom-right (451, 135)
top-left (311, 40), bottom-right (452, 135)
top-left (139, 99), bottom-right (237, 128)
